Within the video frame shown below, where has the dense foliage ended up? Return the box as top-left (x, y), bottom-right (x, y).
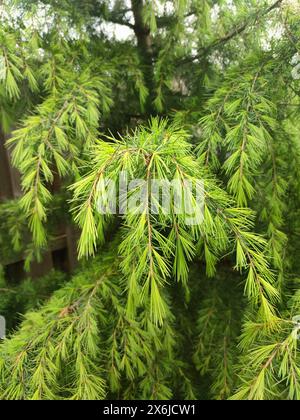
top-left (0, 0), bottom-right (300, 400)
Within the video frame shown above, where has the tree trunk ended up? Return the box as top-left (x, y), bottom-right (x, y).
top-left (131, 0), bottom-right (155, 115)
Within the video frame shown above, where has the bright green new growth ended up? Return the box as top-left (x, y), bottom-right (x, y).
top-left (7, 70), bottom-right (111, 247)
top-left (70, 119), bottom-right (279, 326)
